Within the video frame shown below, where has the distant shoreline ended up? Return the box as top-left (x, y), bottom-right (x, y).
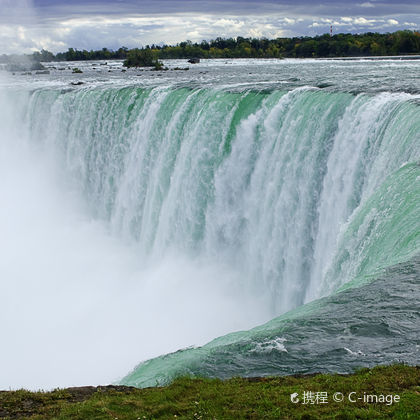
top-left (1, 30), bottom-right (419, 67)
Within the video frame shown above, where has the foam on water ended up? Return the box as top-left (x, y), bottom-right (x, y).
top-left (0, 83), bottom-right (268, 390)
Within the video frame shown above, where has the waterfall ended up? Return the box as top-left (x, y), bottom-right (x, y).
top-left (25, 86), bottom-right (420, 312)
top-left (1, 81), bottom-right (419, 388)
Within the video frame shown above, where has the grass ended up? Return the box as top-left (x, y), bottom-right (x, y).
top-left (0, 365), bottom-right (418, 419)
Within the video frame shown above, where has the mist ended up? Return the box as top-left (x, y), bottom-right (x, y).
top-left (0, 80), bottom-right (269, 390)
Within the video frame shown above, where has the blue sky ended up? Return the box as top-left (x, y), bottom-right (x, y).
top-left (1, 0), bottom-right (419, 54)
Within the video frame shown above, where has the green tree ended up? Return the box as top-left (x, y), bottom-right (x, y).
top-left (123, 48), bottom-right (161, 67)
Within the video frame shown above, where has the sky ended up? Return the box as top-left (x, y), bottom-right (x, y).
top-left (0, 0), bottom-right (419, 54)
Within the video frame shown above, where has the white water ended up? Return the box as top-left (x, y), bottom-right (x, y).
top-left (0, 84), bottom-right (268, 390)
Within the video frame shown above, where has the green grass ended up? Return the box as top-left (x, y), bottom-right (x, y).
top-left (1, 365), bottom-right (418, 419)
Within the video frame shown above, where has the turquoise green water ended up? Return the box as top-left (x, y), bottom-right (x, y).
top-left (1, 58), bottom-right (419, 388)
top-left (26, 87), bottom-right (420, 310)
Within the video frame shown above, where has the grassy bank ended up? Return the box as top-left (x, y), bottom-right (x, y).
top-left (0, 365), bottom-right (418, 419)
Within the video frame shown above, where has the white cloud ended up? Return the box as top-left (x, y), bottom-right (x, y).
top-left (186, 30), bottom-right (201, 39)
top-left (354, 17), bottom-right (377, 25)
top-left (283, 18), bottom-right (296, 25)
top-left (248, 28), bottom-right (263, 38)
top-left (212, 18), bottom-right (245, 31)
top-left (309, 15), bottom-right (402, 31)
top-left (359, 2), bottom-right (375, 8)
top-left (17, 26), bottom-right (26, 41)
top-left (0, 12), bottom-right (296, 54)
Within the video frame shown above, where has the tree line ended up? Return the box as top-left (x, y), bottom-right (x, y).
top-left (1, 30), bottom-right (419, 66)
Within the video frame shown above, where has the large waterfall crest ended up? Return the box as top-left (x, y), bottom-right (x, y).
top-left (2, 80), bottom-right (419, 389)
top-left (26, 86), bottom-right (420, 313)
